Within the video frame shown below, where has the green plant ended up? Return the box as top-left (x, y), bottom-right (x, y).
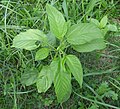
top-left (90, 15), bottom-right (118, 36)
top-left (12, 4), bottom-right (106, 103)
top-left (96, 82), bottom-right (118, 100)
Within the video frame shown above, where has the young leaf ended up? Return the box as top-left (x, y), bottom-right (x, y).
top-left (107, 24), bottom-right (118, 32)
top-left (36, 66), bottom-right (53, 93)
top-left (100, 15), bottom-right (108, 28)
top-left (35, 48), bottom-right (49, 61)
top-left (12, 29), bottom-right (47, 50)
top-left (66, 23), bottom-right (103, 45)
top-left (72, 38), bottom-right (106, 52)
top-left (21, 67), bottom-right (39, 86)
top-left (66, 55), bottom-right (83, 87)
top-left (46, 4), bottom-right (67, 39)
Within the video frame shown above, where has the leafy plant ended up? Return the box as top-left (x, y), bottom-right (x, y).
top-left (96, 82), bottom-right (118, 100)
top-left (90, 15), bottom-right (118, 36)
top-left (12, 4), bottom-right (106, 103)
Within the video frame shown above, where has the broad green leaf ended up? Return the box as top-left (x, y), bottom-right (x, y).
top-left (54, 60), bottom-right (72, 103)
top-left (12, 29), bottom-right (47, 50)
top-left (66, 55), bottom-right (83, 87)
top-left (90, 18), bottom-right (100, 26)
top-left (35, 48), bottom-right (49, 61)
top-left (100, 15), bottom-right (108, 28)
top-left (72, 39), bottom-right (106, 52)
top-left (66, 23), bottom-right (103, 45)
top-left (36, 66), bottom-right (53, 93)
top-left (21, 67), bottom-right (39, 86)
top-left (107, 24), bottom-right (118, 32)
top-left (46, 4), bottom-right (67, 39)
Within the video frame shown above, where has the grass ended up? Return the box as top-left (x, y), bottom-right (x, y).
top-left (0, 0), bottom-right (120, 109)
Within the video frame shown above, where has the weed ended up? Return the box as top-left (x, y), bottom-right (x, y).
top-left (0, 0), bottom-right (120, 108)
